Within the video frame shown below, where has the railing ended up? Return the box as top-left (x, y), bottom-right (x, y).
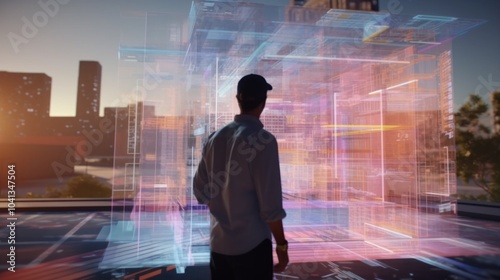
top-left (457, 200), bottom-right (500, 221)
top-left (0, 198), bottom-right (134, 212)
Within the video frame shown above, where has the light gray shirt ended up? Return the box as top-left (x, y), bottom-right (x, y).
top-left (193, 114), bottom-right (286, 255)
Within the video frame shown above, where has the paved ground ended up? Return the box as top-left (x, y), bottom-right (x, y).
top-left (0, 208), bottom-right (499, 280)
top-left (0, 162), bottom-right (496, 280)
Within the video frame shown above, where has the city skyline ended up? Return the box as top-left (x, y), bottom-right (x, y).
top-left (0, 0), bottom-right (499, 117)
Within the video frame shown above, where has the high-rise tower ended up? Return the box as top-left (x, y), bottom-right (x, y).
top-left (76, 61), bottom-right (102, 131)
top-left (0, 71), bottom-right (52, 138)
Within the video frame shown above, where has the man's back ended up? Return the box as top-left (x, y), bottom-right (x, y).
top-left (194, 114), bottom-right (285, 255)
top-left (193, 74), bottom-right (288, 279)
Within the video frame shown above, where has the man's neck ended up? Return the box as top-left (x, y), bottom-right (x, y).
top-left (240, 111), bottom-right (260, 119)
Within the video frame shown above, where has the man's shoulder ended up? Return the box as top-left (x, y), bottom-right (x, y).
top-left (259, 128), bottom-right (275, 138)
top-left (208, 122), bottom-right (276, 143)
top-left (257, 128), bottom-right (276, 141)
top-left (206, 122), bottom-right (237, 141)
top-left (215, 122), bottom-right (238, 135)
top-left (238, 125), bottom-right (275, 140)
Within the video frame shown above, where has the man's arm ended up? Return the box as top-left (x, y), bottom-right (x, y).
top-left (267, 219), bottom-right (286, 245)
top-left (252, 134), bottom-right (289, 272)
top-left (193, 156), bottom-right (209, 205)
top-left (253, 135), bottom-right (286, 221)
top-left (268, 219), bottom-right (289, 272)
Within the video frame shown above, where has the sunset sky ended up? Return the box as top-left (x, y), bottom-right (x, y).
top-left (1, 0), bottom-right (499, 116)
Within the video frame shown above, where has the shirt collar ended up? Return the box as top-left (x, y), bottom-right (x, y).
top-left (234, 114), bottom-right (263, 129)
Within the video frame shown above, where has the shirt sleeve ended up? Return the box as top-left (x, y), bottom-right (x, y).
top-left (252, 132), bottom-right (286, 223)
top-left (193, 148), bottom-right (210, 205)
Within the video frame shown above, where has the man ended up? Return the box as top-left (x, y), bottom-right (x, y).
top-left (193, 74), bottom-right (289, 280)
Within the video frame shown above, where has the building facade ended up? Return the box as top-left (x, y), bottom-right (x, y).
top-left (76, 61), bottom-right (102, 133)
top-left (0, 71), bottom-right (52, 138)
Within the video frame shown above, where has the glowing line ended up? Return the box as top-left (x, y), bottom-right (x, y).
top-left (119, 47), bottom-right (185, 55)
top-left (215, 56), bottom-right (219, 130)
top-left (264, 54), bottom-right (410, 64)
top-left (444, 146), bottom-right (451, 195)
top-left (334, 243), bottom-right (376, 262)
top-left (380, 90), bottom-right (385, 202)
top-left (442, 238), bottom-right (483, 248)
top-left (412, 15), bottom-right (457, 22)
top-left (419, 251), bottom-right (487, 275)
top-left (386, 79), bottom-right (418, 90)
top-left (322, 124), bottom-right (400, 129)
top-left (273, 273), bottom-right (299, 279)
top-left (30, 213), bottom-right (96, 266)
top-left (368, 79), bottom-right (418, 95)
top-left (409, 41), bottom-right (441, 45)
top-left (333, 93), bottom-right (337, 179)
top-left (445, 222), bottom-right (489, 231)
top-left (425, 192), bottom-right (448, 196)
top-left (364, 223), bottom-right (413, 239)
top-left (16, 214), bottom-right (39, 225)
top-left (183, 43), bottom-right (191, 65)
top-left (364, 241), bottom-right (394, 253)
top-left (363, 25), bottom-right (389, 42)
top-left (189, 146), bottom-right (195, 264)
top-left (413, 255), bottom-right (479, 279)
top-left (368, 89), bottom-right (382, 95)
top-left (332, 129), bottom-right (390, 137)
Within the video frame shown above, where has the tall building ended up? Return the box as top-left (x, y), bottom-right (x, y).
top-left (0, 71), bottom-right (52, 139)
top-left (0, 71), bottom-right (86, 183)
top-left (0, 62), bottom-right (117, 185)
top-left (76, 61), bottom-right (102, 132)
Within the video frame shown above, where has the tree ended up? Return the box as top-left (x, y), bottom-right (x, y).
top-left (23, 175), bottom-right (111, 198)
top-left (65, 174), bottom-right (112, 198)
top-left (455, 92), bottom-right (500, 201)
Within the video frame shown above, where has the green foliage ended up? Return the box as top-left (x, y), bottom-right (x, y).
top-left (24, 175), bottom-right (111, 198)
top-left (455, 92), bottom-right (500, 202)
top-left (65, 175), bottom-right (112, 198)
top-left (45, 185), bottom-right (66, 198)
top-left (25, 192), bottom-right (43, 198)
top-left (455, 94), bottom-right (490, 135)
top-left (493, 91), bottom-right (500, 128)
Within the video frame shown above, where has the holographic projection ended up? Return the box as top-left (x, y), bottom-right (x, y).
top-left (100, 2), bottom-right (488, 272)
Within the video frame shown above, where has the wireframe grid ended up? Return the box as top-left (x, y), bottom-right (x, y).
top-left (104, 2), bottom-right (487, 272)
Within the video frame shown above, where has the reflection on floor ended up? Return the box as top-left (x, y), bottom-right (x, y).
top-left (0, 209), bottom-right (499, 279)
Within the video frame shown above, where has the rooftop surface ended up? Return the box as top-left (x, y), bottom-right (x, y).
top-left (1, 205), bottom-right (499, 280)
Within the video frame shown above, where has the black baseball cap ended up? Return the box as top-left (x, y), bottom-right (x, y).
top-left (236, 74), bottom-right (272, 109)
